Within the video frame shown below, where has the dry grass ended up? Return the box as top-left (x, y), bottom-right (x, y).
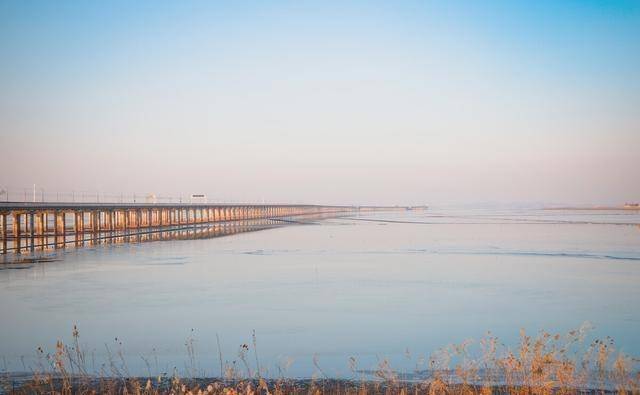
top-left (2, 324), bottom-right (638, 394)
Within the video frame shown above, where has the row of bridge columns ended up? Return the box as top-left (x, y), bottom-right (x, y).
top-left (0, 205), bottom-right (353, 254)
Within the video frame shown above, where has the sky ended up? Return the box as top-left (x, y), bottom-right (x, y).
top-left (1, 1), bottom-right (639, 206)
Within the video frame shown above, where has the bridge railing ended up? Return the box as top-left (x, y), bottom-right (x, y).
top-left (0, 189), bottom-right (183, 204)
top-left (0, 187), bottom-right (267, 205)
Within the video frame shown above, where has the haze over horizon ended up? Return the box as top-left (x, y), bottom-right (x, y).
top-left (1, 1), bottom-right (639, 206)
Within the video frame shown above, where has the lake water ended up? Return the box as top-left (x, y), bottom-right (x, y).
top-left (0, 208), bottom-right (639, 378)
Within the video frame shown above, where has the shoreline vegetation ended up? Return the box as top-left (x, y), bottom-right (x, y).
top-left (2, 325), bottom-right (639, 394)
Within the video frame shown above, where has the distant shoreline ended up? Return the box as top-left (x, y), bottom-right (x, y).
top-left (543, 206), bottom-right (640, 211)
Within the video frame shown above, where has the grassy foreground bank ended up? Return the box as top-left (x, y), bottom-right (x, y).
top-left (2, 325), bottom-right (639, 394)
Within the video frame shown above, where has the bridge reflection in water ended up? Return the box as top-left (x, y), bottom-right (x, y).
top-left (0, 214), bottom-right (336, 263)
top-left (0, 203), bottom-right (418, 260)
top-left (0, 212), bottom-right (352, 261)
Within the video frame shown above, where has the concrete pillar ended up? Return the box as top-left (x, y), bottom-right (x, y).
top-left (34, 212), bottom-right (42, 235)
top-left (1, 213), bottom-right (6, 254)
top-left (42, 212), bottom-right (48, 234)
top-left (55, 212), bottom-right (64, 248)
top-left (29, 212), bottom-right (35, 252)
top-left (54, 211), bottom-right (60, 235)
top-left (13, 213), bottom-right (22, 253)
top-left (75, 212), bottom-right (84, 246)
top-left (87, 211), bottom-right (94, 232)
top-left (93, 211), bottom-right (99, 233)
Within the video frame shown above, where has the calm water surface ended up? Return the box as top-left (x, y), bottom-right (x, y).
top-left (0, 208), bottom-right (639, 377)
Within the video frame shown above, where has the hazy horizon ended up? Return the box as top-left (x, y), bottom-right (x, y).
top-left (1, 1), bottom-right (639, 206)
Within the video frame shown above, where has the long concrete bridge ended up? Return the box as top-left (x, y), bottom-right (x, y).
top-left (0, 203), bottom-right (411, 255)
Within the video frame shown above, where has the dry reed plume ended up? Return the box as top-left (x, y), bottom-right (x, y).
top-left (2, 324), bottom-right (638, 394)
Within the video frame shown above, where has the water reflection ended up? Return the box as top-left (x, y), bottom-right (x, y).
top-left (1, 212), bottom-right (343, 263)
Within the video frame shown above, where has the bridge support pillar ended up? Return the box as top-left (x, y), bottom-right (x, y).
top-left (55, 211), bottom-right (64, 248)
top-left (29, 212), bottom-right (35, 252)
top-left (1, 213), bottom-right (6, 254)
top-left (13, 213), bottom-right (22, 253)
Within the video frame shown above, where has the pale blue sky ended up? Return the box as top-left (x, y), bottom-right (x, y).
top-left (1, 1), bottom-right (639, 205)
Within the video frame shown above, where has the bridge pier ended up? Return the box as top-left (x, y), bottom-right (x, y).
top-left (1, 213), bottom-right (6, 255)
